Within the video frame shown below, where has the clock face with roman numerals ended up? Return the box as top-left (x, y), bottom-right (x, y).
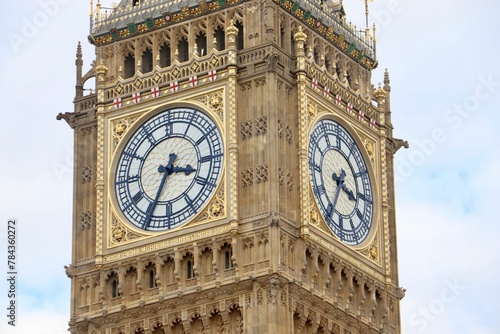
top-left (115, 107), bottom-right (223, 231)
top-left (309, 119), bottom-right (374, 246)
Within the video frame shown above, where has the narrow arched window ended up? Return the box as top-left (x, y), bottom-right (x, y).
top-left (124, 52), bottom-right (135, 78)
top-left (160, 43), bottom-right (171, 67)
top-left (132, 0), bottom-right (140, 6)
top-left (142, 48), bottom-right (153, 73)
top-left (149, 269), bottom-right (155, 289)
top-left (196, 33), bottom-right (207, 56)
top-left (111, 279), bottom-right (119, 298)
top-left (280, 26), bottom-right (285, 49)
top-left (178, 37), bottom-right (189, 62)
top-left (186, 260), bottom-right (194, 279)
top-left (224, 249), bottom-right (233, 269)
top-left (214, 27), bottom-right (225, 51)
top-left (235, 21), bottom-right (244, 50)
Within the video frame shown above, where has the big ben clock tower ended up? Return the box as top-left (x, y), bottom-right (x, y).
top-left (58, 0), bottom-right (407, 333)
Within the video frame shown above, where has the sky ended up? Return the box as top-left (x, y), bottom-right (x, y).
top-left (0, 0), bottom-right (499, 333)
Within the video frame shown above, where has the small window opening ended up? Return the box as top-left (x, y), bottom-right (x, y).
top-left (214, 27), bottom-right (225, 50)
top-left (186, 260), bottom-right (194, 279)
top-left (149, 269), bottom-right (155, 289)
top-left (141, 48), bottom-right (153, 73)
top-left (196, 33), bottom-right (207, 56)
top-left (160, 43), bottom-right (171, 67)
top-left (178, 38), bottom-right (189, 62)
top-left (111, 279), bottom-right (119, 298)
top-left (224, 249), bottom-right (234, 269)
top-left (235, 21), bottom-right (244, 50)
top-left (124, 52), bottom-right (135, 78)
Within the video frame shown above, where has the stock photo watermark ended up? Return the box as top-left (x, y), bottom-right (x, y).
top-left (7, 0), bottom-right (71, 53)
top-left (5, 219), bottom-right (18, 326)
top-left (371, 0), bottom-right (403, 34)
top-left (406, 278), bottom-right (467, 333)
top-left (395, 75), bottom-right (499, 184)
top-left (51, 146), bottom-right (73, 182)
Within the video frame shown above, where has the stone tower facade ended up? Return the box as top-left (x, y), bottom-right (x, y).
top-left (58, 0), bottom-right (406, 333)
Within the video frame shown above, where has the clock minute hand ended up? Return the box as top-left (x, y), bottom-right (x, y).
top-left (333, 169), bottom-right (356, 202)
top-left (142, 153), bottom-right (177, 230)
top-left (330, 169), bottom-right (347, 214)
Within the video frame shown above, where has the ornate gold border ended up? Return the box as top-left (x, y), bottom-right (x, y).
top-left (101, 87), bottom-right (229, 250)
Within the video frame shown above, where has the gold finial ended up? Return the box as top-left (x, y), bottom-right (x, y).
top-left (374, 83), bottom-right (386, 104)
top-left (294, 26), bottom-right (307, 42)
top-left (226, 19), bottom-right (239, 36)
top-left (95, 59), bottom-right (108, 85)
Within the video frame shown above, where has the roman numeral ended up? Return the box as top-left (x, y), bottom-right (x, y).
top-left (132, 192), bottom-right (143, 204)
top-left (357, 192), bottom-right (372, 204)
top-left (196, 135), bottom-right (206, 146)
top-left (200, 155), bottom-right (212, 163)
top-left (165, 123), bottom-right (172, 136)
top-left (355, 170), bottom-right (368, 178)
top-left (314, 184), bottom-right (326, 196)
top-left (312, 163), bottom-right (321, 173)
top-left (123, 150), bottom-right (144, 161)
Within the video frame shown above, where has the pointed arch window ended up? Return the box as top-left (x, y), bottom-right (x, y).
top-left (224, 249), bottom-right (233, 269)
top-left (141, 48), bottom-right (153, 73)
top-left (111, 278), bottom-right (119, 298)
top-left (159, 43), bottom-right (171, 67)
top-left (124, 52), bottom-right (135, 78)
top-left (178, 37), bottom-right (189, 62)
top-left (235, 21), bottom-right (244, 50)
top-left (148, 269), bottom-right (156, 289)
top-left (186, 260), bottom-right (194, 279)
top-left (290, 32), bottom-right (296, 57)
top-left (196, 33), bottom-right (207, 56)
top-left (280, 26), bottom-right (286, 49)
top-left (214, 27), bottom-right (225, 51)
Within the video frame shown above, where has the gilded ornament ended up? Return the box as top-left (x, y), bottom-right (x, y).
top-left (369, 244), bottom-right (378, 261)
top-left (366, 141), bottom-right (374, 157)
top-left (210, 96), bottom-right (222, 109)
top-left (114, 122), bottom-right (126, 136)
top-left (307, 103), bottom-right (316, 118)
top-left (210, 201), bottom-right (224, 217)
top-left (310, 209), bottom-right (319, 226)
top-left (112, 227), bottom-right (126, 243)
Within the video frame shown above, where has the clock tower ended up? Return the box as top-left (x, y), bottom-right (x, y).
top-left (58, 0), bottom-right (407, 333)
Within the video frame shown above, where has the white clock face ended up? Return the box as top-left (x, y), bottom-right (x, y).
top-left (309, 119), bottom-right (374, 246)
top-left (115, 107), bottom-right (223, 231)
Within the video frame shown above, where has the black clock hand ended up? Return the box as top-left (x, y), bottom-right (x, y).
top-left (331, 169), bottom-right (347, 214)
top-left (332, 169), bottom-right (356, 202)
top-left (171, 164), bottom-right (196, 175)
top-left (142, 153), bottom-right (177, 229)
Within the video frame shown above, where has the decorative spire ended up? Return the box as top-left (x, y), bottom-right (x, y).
top-left (75, 42), bottom-right (84, 98)
top-left (384, 68), bottom-right (391, 91)
top-left (76, 41), bottom-right (83, 66)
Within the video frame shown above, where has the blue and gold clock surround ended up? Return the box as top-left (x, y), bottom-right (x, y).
top-left (113, 106), bottom-right (224, 232)
top-left (309, 118), bottom-right (374, 247)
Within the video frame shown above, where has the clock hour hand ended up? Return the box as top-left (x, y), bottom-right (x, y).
top-left (330, 169), bottom-right (346, 214)
top-left (332, 169), bottom-right (356, 202)
top-left (171, 164), bottom-right (196, 175)
top-left (142, 153), bottom-right (178, 229)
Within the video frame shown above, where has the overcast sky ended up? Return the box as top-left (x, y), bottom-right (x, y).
top-left (0, 1), bottom-right (499, 333)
